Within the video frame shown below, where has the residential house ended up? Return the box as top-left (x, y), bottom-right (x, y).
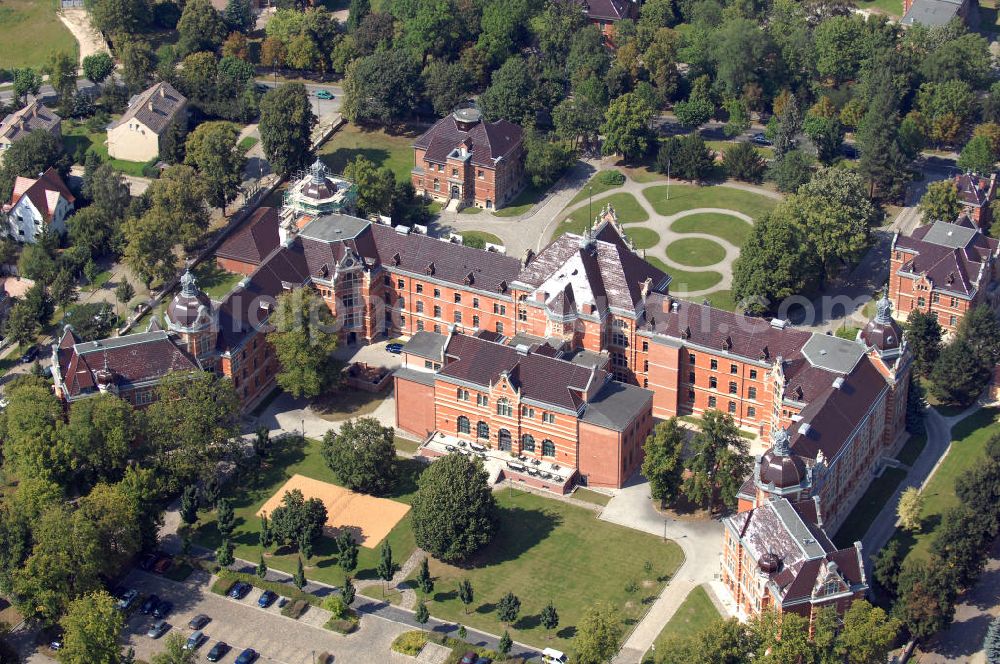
top-left (901, 0), bottom-right (978, 27)
top-left (412, 108), bottom-right (525, 211)
top-left (889, 218), bottom-right (1000, 333)
top-left (2, 167), bottom-right (75, 243)
top-left (107, 82), bottom-right (187, 162)
top-left (0, 97), bottom-right (61, 159)
top-left (572, 0), bottom-right (640, 46)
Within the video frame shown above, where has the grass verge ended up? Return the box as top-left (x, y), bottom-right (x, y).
top-left (556, 192), bottom-right (649, 239)
top-left (895, 434), bottom-right (927, 467)
top-left (670, 213), bottom-right (752, 246)
top-left (665, 238), bottom-right (727, 268)
top-left (569, 170), bottom-right (626, 205)
top-left (643, 585), bottom-right (721, 663)
top-left (317, 123), bottom-right (421, 183)
top-left (62, 121), bottom-right (149, 177)
top-left (0, 0), bottom-right (78, 69)
top-left (642, 184), bottom-right (776, 221)
top-left (571, 488), bottom-right (612, 506)
top-left (494, 182), bottom-right (548, 217)
top-left (645, 258), bottom-right (724, 293)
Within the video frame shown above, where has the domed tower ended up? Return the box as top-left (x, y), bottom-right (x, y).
top-left (859, 288), bottom-right (904, 361)
top-left (755, 427), bottom-right (810, 502)
top-left (165, 269), bottom-right (216, 369)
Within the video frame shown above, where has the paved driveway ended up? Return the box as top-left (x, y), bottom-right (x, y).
top-left (120, 569), bottom-right (413, 664)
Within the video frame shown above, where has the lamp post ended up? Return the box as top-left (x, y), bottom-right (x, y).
top-left (666, 157), bottom-right (671, 200)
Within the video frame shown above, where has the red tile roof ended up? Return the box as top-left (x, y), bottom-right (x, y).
top-left (215, 207), bottom-right (280, 267)
top-left (55, 328), bottom-right (198, 398)
top-left (4, 167), bottom-right (74, 221)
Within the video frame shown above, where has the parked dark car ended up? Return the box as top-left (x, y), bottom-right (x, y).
top-left (386, 342), bottom-right (404, 354)
top-left (20, 346), bottom-right (38, 364)
top-left (207, 641), bottom-right (230, 662)
top-left (229, 582), bottom-right (252, 599)
top-left (152, 599), bottom-right (173, 619)
top-left (116, 589), bottom-right (139, 611)
top-left (146, 619), bottom-right (170, 639)
top-left (188, 614), bottom-right (211, 630)
top-left (751, 132), bottom-right (772, 146)
top-left (152, 556), bottom-right (173, 574)
top-left (184, 630), bottom-right (206, 651)
top-left (257, 590), bottom-right (277, 608)
top-left (235, 648), bottom-right (258, 664)
top-left (140, 594), bottom-right (159, 615)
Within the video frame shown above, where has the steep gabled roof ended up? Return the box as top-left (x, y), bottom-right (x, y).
top-left (573, 0), bottom-right (633, 21)
top-left (894, 220), bottom-right (999, 297)
top-left (4, 167), bottom-right (74, 221)
top-left (109, 81), bottom-right (186, 134)
top-left (413, 113), bottom-right (523, 168)
top-left (0, 97), bottom-right (60, 143)
top-left (215, 207), bottom-right (280, 267)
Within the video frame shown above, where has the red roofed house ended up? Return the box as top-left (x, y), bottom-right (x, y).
top-left (573, 0), bottom-right (640, 46)
top-left (889, 218), bottom-right (1000, 333)
top-left (953, 172), bottom-right (997, 229)
top-left (216, 206), bottom-right (280, 276)
top-left (411, 108), bottom-right (524, 211)
top-left (2, 166), bottom-right (74, 244)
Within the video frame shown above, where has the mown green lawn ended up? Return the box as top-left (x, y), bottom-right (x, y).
top-left (189, 435), bottom-right (421, 588)
top-left (671, 213), bottom-right (752, 247)
top-left (684, 289), bottom-right (739, 312)
top-left (459, 230), bottom-right (503, 246)
top-left (62, 121), bottom-right (148, 177)
top-left (645, 258), bottom-right (724, 293)
top-left (855, 0), bottom-right (902, 15)
top-left (570, 488), bottom-right (612, 506)
top-left (643, 185), bottom-right (776, 221)
top-left (832, 467), bottom-right (907, 548)
top-left (896, 434), bottom-right (927, 467)
top-left (569, 170), bottom-right (626, 205)
top-left (409, 489), bottom-right (684, 651)
top-left (643, 585), bottom-right (721, 663)
top-left (624, 227), bottom-right (660, 250)
top-left (193, 261), bottom-right (244, 300)
top-left (556, 192), bottom-right (649, 239)
top-left (493, 182), bottom-right (547, 217)
top-left (892, 408), bottom-right (999, 567)
top-left (665, 238), bottom-right (726, 268)
top-left (0, 0), bottom-right (78, 70)
top-left (317, 123), bottom-right (420, 183)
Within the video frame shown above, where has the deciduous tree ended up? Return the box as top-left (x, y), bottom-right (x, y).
top-left (259, 84), bottom-right (316, 176)
top-left (723, 142), bottom-right (766, 183)
top-left (411, 454), bottom-right (497, 562)
top-left (267, 488), bottom-right (328, 554)
top-left (919, 179), bottom-right (961, 223)
top-left (59, 591), bottom-right (123, 664)
top-left (958, 134), bottom-right (997, 175)
top-left (267, 287), bottom-right (339, 399)
top-left (641, 419), bottom-right (686, 507)
top-left (573, 603), bottom-right (622, 664)
top-left (322, 418), bottom-right (397, 495)
top-left (342, 50), bottom-right (423, 125)
top-left (683, 410), bottom-right (751, 510)
top-left (150, 633), bottom-right (197, 664)
top-left (602, 92), bottom-right (653, 160)
top-left (184, 121), bottom-right (246, 213)
top-left (343, 156), bottom-right (396, 217)
top-left (178, 0), bottom-right (227, 55)
top-left (458, 579), bottom-right (474, 614)
top-left (897, 486), bottom-right (924, 531)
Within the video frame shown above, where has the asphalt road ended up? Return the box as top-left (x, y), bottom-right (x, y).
top-left (0, 79), bottom-right (96, 105)
top-left (254, 79), bottom-right (343, 117)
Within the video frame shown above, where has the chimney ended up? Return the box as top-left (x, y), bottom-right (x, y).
top-left (159, 86), bottom-right (166, 98)
top-left (640, 277), bottom-right (652, 301)
top-left (148, 101), bottom-right (154, 113)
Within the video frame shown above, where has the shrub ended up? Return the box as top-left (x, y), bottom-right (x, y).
top-left (392, 631), bottom-right (429, 656)
top-left (323, 595), bottom-right (348, 619)
top-left (324, 613), bottom-right (359, 634)
top-left (317, 654), bottom-right (334, 664)
top-left (211, 577), bottom-right (236, 595)
top-left (281, 599), bottom-right (309, 619)
top-left (597, 170), bottom-right (625, 186)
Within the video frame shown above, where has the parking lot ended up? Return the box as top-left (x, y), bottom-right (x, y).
top-left (120, 569), bottom-right (413, 664)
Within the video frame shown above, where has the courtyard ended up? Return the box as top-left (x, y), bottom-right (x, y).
top-left (554, 170), bottom-right (778, 312)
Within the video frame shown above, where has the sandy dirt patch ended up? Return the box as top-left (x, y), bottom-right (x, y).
top-left (58, 8), bottom-right (109, 66)
top-left (257, 474), bottom-right (410, 548)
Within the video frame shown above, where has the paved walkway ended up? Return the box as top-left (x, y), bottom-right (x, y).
top-left (600, 475), bottom-right (727, 663)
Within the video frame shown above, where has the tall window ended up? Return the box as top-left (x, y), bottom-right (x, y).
top-left (477, 394), bottom-right (488, 407)
top-left (542, 412), bottom-right (555, 424)
top-left (542, 439), bottom-right (555, 456)
top-left (497, 398), bottom-right (512, 417)
top-left (454, 311), bottom-right (462, 323)
top-left (457, 416), bottom-right (470, 434)
top-left (709, 377), bottom-right (717, 389)
top-left (498, 429), bottom-right (512, 451)
top-left (521, 434), bottom-right (535, 452)
top-left (477, 421), bottom-right (489, 439)
top-left (472, 315), bottom-right (480, 327)
top-left (457, 388), bottom-right (470, 401)
top-left (728, 381), bottom-right (737, 395)
top-left (433, 305), bottom-right (442, 318)
top-left (710, 359), bottom-right (718, 370)
top-left (748, 387), bottom-right (757, 400)
top-left (496, 322), bottom-right (504, 334)
top-left (416, 301), bottom-right (424, 313)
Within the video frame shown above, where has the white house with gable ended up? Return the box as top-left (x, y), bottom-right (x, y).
top-left (2, 167), bottom-right (75, 243)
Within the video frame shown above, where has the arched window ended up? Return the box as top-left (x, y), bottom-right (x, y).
top-left (542, 439), bottom-right (555, 457)
top-left (497, 398), bottom-right (512, 417)
top-left (498, 429), bottom-right (512, 451)
top-left (521, 434), bottom-right (535, 452)
top-left (477, 421), bottom-right (489, 439)
top-left (457, 416), bottom-right (470, 435)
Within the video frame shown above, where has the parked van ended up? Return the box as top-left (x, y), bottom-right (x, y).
top-left (542, 648), bottom-right (567, 664)
top-left (185, 630), bottom-right (206, 650)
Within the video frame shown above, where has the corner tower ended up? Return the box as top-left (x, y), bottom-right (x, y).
top-left (165, 269), bottom-right (216, 370)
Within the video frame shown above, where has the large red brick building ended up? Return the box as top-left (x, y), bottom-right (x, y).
top-left (889, 217), bottom-right (1000, 333)
top-left (572, 0), bottom-right (640, 46)
top-left (394, 329), bottom-right (654, 490)
top-left (411, 108), bottom-right (525, 211)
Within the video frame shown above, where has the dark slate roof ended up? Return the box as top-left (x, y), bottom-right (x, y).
top-left (439, 333), bottom-right (604, 411)
top-left (894, 221), bottom-right (999, 297)
top-left (403, 330), bottom-right (448, 360)
top-left (5, 167), bottom-right (75, 221)
top-left (573, 0), bottom-right (633, 20)
top-left (0, 97), bottom-right (60, 143)
top-left (515, 221), bottom-right (670, 315)
top-left (215, 207), bottom-right (280, 267)
top-left (413, 112), bottom-right (523, 168)
top-left (109, 81), bottom-right (186, 134)
top-left (580, 380), bottom-right (653, 431)
top-left (901, 0), bottom-right (964, 27)
top-left (368, 224), bottom-right (522, 295)
top-left (787, 357), bottom-right (889, 463)
top-left (393, 366), bottom-right (437, 387)
top-left (955, 173), bottom-right (994, 207)
top-left (56, 329), bottom-right (198, 398)
top-left (643, 296), bottom-right (812, 365)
